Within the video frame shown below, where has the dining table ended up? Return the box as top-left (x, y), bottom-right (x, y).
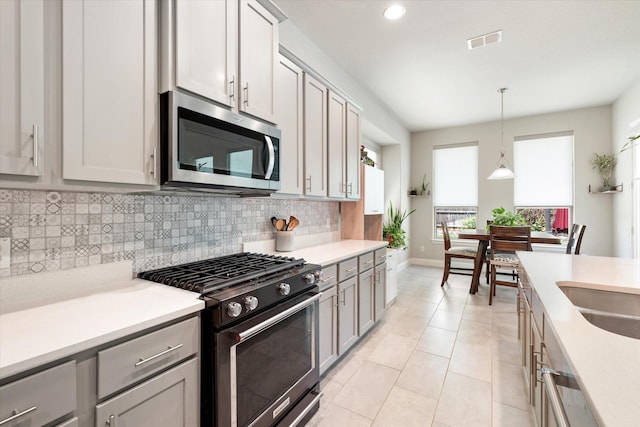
top-left (457, 229), bottom-right (563, 294)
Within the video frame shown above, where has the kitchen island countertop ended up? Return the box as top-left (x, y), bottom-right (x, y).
top-left (518, 252), bottom-right (640, 427)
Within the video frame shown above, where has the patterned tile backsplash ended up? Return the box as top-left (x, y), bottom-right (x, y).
top-left (0, 189), bottom-right (339, 277)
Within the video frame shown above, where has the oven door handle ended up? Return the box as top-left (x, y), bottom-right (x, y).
top-left (235, 292), bottom-right (322, 343)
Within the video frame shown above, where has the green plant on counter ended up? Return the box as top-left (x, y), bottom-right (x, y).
top-left (487, 207), bottom-right (526, 230)
top-left (382, 201), bottom-right (416, 249)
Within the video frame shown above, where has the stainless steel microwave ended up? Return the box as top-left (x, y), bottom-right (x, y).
top-left (160, 91), bottom-right (281, 196)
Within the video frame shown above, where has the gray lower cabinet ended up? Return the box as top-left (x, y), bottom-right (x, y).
top-left (337, 276), bottom-right (359, 354)
top-left (95, 358), bottom-right (198, 427)
top-left (0, 361), bottom-right (76, 426)
top-left (358, 267), bottom-right (375, 336)
top-left (374, 263), bottom-right (386, 321)
top-left (57, 417), bottom-right (79, 427)
top-left (318, 285), bottom-right (338, 376)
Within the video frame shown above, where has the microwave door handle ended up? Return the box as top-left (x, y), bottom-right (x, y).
top-left (264, 135), bottom-right (275, 179)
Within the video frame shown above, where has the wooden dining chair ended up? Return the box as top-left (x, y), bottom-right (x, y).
top-left (575, 225), bottom-right (586, 255)
top-left (440, 222), bottom-right (477, 286)
top-left (565, 224), bottom-right (586, 254)
top-left (565, 224), bottom-right (580, 254)
top-left (488, 225), bottom-right (532, 305)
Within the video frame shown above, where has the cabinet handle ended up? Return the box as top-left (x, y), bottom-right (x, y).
top-left (243, 83), bottom-right (249, 106)
top-left (541, 368), bottom-right (571, 427)
top-left (229, 75), bottom-right (235, 100)
top-left (31, 124), bottom-right (38, 167)
top-left (134, 344), bottom-right (183, 367)
top-left (306, 176), bottom-right (312, 191)
top-left (365, 260), bottom-right (373, 265)
top-left (348, 182), bottom-right (353, 195)
top-left (345, 266), bottom-right (357, 273)
top-left (341, 289), bottom-right (346, 305)
top-left (529, 343), bottom-right (535, 377)
top-left (333, 294), bottom-right (339, 307)
top-left (107, 414), bottom-right (116, 427)
top-left (0, 406), bottom-right (37, 425)
top-left (319, 275), bottom-right (336, 283)
top-left (150, 146), bottom-right (157, 176)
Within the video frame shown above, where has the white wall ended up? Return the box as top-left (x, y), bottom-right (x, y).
top-left (410, 105), bottom-right (613, 262)
top-left (612, 79), bottom-right (640, 258)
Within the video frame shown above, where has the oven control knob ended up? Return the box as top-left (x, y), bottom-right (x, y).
top-left (244, 296), bottom-right (259, 311)
top-left (314, 271), bottom-right (322, 280)
top-left (278, 283), bottom-right (291, 296)
top-left (227, 302), bottom-right (242, 318)
top-left (303, 273), bottom-right (316, 285)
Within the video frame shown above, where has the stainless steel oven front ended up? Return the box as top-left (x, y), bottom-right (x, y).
top-left (202, 290), bottom-right (321, 427)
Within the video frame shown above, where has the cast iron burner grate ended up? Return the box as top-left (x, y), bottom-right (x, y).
top-left (138, 252), bottom-right (305, 294)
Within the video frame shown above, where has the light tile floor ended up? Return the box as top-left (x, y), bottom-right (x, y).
top-left (308, 265), bottom-right (536, 427)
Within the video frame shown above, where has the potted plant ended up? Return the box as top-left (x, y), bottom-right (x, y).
top-left (382, 201), bottom-right (416, 249)
top-left (590, 134), bottom-right (638, 191)
top-left (590, 153), bottom-right (617, 191)
top-left (420, 174), bottom-right (430, 196)
top-left (487, 207), bottom-right (526, 230)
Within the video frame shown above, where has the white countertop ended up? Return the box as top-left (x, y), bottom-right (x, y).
top-left (518, 252), bottom-right (640, 427)
top-left (265, 239), bottom-right (388, 266)
top-left (0, 262), bottom-right (204, 380)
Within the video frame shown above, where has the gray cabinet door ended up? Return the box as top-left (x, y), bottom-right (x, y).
top-left (358, 268), bottom-right (374, 336)
top-left (319, 285), bottom-right (338, 375)
top-left (338, 276), bottom-right (359, 355)
top-left (95, 358), bottom-right (198, 427)
top-left (374, 263), bottom-right (386, 321)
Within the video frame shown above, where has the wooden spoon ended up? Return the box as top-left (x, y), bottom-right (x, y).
top-left (275, 218), bottom-right (286, 231)
top-left (287, 216), bottom-right (299, 231)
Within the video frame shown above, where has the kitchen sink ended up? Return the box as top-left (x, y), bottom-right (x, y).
top-left (557, 283), bottom-right (640, 339)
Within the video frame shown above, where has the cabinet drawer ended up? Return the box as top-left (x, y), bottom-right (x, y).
top-left (374, 248), bottom-right (387, 265)
top-left (358, 252), bottom-right (374, 272)
top-left (0, 361), bottom-right (76, 427)
top-left (319, 264), bottom-right (338, 291)
top-left (98, 317), bottom-right (199, 399)
top-left (338, 257), bottom-right (358, 281)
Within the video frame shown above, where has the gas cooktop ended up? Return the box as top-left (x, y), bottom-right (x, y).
top-left (138, 252), bottom-right (306, 294)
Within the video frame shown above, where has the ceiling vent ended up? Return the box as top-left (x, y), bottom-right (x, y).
top-left (467, 30), bottom-right (502, 50)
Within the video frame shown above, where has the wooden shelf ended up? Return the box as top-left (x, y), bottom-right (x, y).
top-left (588, 183), bottom-right (623, 194)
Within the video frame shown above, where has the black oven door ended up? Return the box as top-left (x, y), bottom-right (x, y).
top-left (212, 290), bottom-right (320, 427)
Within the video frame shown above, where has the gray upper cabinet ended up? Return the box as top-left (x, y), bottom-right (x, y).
top-left (174, 0), bottom-right (237, 108)
top-left (166, 0), bottom-right (279, 123)
top-left (0, 0), bottom-right (44, 177)
top-left (239, 0), bottom-right (279, 123)
top-left (62, 0), bottom-right (158, 185)
top-left (303, 74), bottom-right (328, 197)
top-left (274, 55), bottom-right (304, 195)
top-left (345, 103), bottom-right (362, 200)
top-left (328, 90), bottom-right (347, 198)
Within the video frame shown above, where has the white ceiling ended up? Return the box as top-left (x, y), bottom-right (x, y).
top-left (273, 0), bottom-right (640, 133)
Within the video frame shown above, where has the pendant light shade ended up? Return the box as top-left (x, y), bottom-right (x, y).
top-left (488, 88), bottom-right (515, 180)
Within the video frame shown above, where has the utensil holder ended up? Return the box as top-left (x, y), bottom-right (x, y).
top-left (276, 231), bottom-right (294, 252)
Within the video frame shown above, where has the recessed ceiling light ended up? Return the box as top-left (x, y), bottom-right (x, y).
top-left (384, 4), bottom-right (406, 21)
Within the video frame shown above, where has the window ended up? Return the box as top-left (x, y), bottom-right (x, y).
top-left (513, 132), bottom-right (573, 236)
top-left (433, 142), bottom-right (478, 238)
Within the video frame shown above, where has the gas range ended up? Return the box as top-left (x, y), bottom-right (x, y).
top-left (138, 252), bottom-right (321, 328)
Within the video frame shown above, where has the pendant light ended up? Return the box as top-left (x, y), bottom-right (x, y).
top-left (487, 88), bottom-right (515, 180)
